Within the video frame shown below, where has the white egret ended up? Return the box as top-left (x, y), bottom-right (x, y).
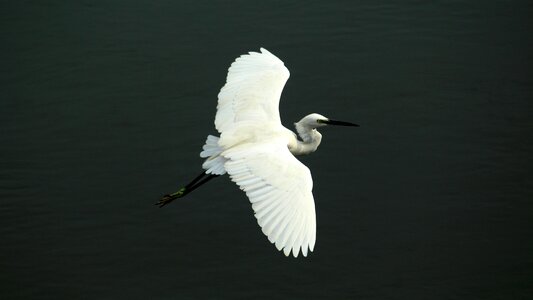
top-left (158, 48), bottom-right (358, 257)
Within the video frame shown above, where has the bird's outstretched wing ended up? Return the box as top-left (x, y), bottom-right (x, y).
top-left (215, 48), bottom-right (290, 134)
top-left (222, 139), bottom-right (316, 257)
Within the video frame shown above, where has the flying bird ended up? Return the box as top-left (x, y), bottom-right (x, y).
top-left (157, 48), bottom-right (358, 257)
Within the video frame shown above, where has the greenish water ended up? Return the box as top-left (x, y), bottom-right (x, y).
top-left (1, 1), bottom-right (532, 299)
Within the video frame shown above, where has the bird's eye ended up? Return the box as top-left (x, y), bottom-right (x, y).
top-left (316, 119), bottom-right (323, 124)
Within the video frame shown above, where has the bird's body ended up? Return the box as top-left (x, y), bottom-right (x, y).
top-left (158, 48), bottom-right (358, 258)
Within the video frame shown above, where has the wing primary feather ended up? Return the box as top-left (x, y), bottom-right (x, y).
top-left (244, 181), bottom-right (267, 193)
top-left (309, 217), bottom-right (317, 252)
top-left (273, 204), bottom-right (299, 250)
top-left (288, 212), bottom-right (305, 258)
top-left (248, 185), bottom-right (275, 198)
top-left (265, 204), bottom-right (291, 243)
top-left (292, 216), bottom-right (308, 258)
top-left (239, 177), bottom-right (262, 187)
top-left (247, 190), bottom-right (272, 203)
top-left (260, 200), bottom-right (287, 237)
top-left (281, 211), bottom-right (302, 254)
top-left (301, 216), bottom-right (311, 257)
top-left (254, 192), bottom-right (282, 221)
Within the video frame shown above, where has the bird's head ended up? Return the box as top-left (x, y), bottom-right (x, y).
top-left (297, 113), bottom-right (359, 129)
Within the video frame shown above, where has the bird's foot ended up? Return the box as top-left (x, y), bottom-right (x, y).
top-left (156, 187), bottom-right (186, 207)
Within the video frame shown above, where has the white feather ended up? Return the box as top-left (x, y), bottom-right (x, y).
top-left (197, 48), bottom-right (317, 257)
top-left (223, 140), bottom-right (316, 258)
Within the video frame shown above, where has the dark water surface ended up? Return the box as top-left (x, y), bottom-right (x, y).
top-left (2, 1), bottom-right (532, 299)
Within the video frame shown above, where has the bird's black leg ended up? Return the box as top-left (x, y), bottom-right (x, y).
top-left (157, 172), bottom-right (219, 207)
top-left (185, 172), bottom-right (211, 189)
top-left (181, 174), bottom-right (218, 197)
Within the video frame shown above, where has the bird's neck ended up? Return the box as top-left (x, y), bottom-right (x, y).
top-left (289, 123), bottom-right (322, 156)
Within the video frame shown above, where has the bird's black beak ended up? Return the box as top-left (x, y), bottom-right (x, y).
top-left (323, 119), bottom-right (359, 127)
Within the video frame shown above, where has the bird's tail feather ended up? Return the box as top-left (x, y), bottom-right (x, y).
top-left (200, 135), bottom-right (227, 175)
